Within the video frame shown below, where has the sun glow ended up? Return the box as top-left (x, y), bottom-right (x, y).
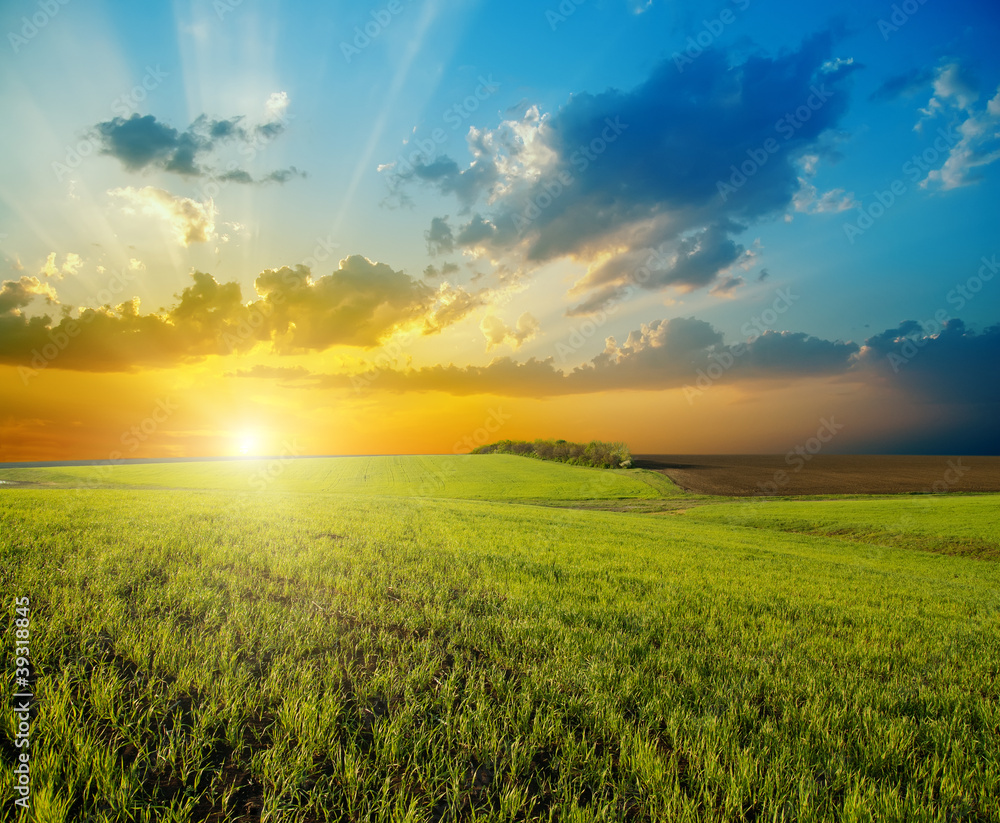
top-left (237, 431), bottom-right (259, 456)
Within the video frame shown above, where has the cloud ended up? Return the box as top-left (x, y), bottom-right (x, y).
top-left (261, 167), bottom-right (306, 184)
top-left (225, 364), bottom-right (313, 381)
top-left (917, 69), bottom-right (1000, 189)
top-left (424, 216), bottom-right (455, 255)
top-left (0, 276), bottom-right (59, 313)
top-left (298, 315), bottom-right (1000, 414)
top-left (307, 316), bottom-right (860, 396)
top-left (0, 256), bottom-right (481, 371)
top-left (39, 253), bottom-right (61, 279)
top-left (423, 262), bottom-right (460, 278)
top-left (388, 31), bottom-right (859, 312)
top-left (854, 319), bottom-right (1000, 404)
top-left (792, 179), bottom-right (857, 213)
top-left (481, 312), bottom-right (540, 351)
top-left (62, 253), bottom-right (83, 276)
top-left (929, 62), bottom-right (979, 111)
top-left (254, 256), bottom-right (437, 350)
top-left (869, 66), bottom-right (935, 102)
top-left (578, 318), bottom-right (857, 390)
top-left (264, 91), bottom-right (290, 122)
top-left (38, 251), bottom-right (83, 280)
top-left (91, 98), bottom-right (301, 184)
top-left (566, 223), bottom-right (752, 314)
top-left (94, 114), bottom-right (185, 173)
top-left (710, 275), bottom-right (745, 296)
top-left (421, 283), bottom-right (489, 336)
top-left (109, 186), bottom-right (216, 246)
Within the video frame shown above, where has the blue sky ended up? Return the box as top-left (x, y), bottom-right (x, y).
top-left (1, 0), bottom-right (998, 458)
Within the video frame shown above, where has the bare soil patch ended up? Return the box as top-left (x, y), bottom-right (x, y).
top-left (633, 454), bottom-right (1000, 496)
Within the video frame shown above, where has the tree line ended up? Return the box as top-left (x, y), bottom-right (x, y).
top-left (471, 439), bottom-right (633, 469)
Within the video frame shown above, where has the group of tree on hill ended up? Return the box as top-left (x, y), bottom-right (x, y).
top-left (471, 439), bottom-right (633, 469)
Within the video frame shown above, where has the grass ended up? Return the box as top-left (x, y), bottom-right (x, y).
top-left (680, 494), bottom-right (1000, 560)
top-left (1, 457), bottom-right (998, 821)
top-left (0, 455), bottom-right (684, 502)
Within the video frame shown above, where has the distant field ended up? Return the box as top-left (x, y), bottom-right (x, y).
top-left (635, 454), bottom-right (1000, 496)
top-left (680, 494), bottom-right (1000, 560)
top-left (0, 454), bottom-right (682, 502)
top-left (1, 456), bottom-right (998, 821)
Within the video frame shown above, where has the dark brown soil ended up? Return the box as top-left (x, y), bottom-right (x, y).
top-left (633, 454), bottom-right (1000, 497)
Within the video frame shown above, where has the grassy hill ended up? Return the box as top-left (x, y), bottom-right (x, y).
top-left (1, 456), bottom-right (997, 820)
top-left (0, 454), bottom-right (683, 501)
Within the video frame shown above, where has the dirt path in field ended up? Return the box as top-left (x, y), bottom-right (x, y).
top-left (633, 454), bottom-right (1000, 496)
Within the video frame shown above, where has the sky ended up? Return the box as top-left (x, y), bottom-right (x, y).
top-left (1, 0), bottom-right (998, 461)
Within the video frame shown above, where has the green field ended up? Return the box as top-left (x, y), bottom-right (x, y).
top-left (0, 455), bottom-right (680, 501)
top-left (682, 495), bottom-right (1000, 560)
top-left (1, 457), bottom-right (998, 822)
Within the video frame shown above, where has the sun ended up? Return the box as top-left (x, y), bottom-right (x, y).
top-left (237, 431), bottom-right (259, 456)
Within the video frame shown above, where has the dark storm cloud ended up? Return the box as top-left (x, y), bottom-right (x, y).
top-left (856, 319), bottom-right (1000, 404)
top-left (301, 317), bottom-right (1000, 417)
top-left (91, 113), bottom-right (302, 184)
top-left (388, 30), bottom-right (859, 309)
